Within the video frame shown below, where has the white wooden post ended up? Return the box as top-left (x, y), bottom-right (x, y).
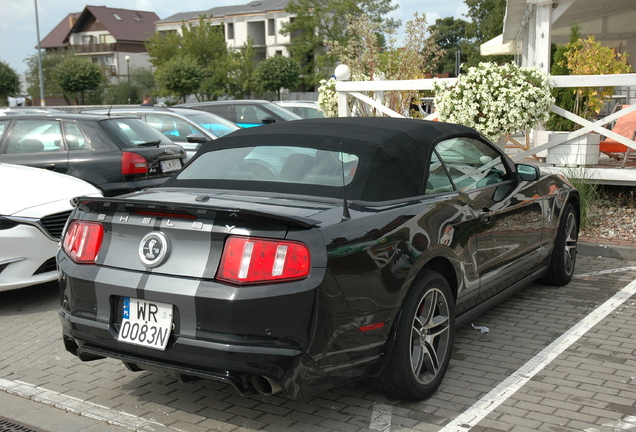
top-left (334, 64), bottom-right (351, 118)
top-left (337, 92), bottom-right (349, 117)
top-left (534, 1), bottom-right (552, 74)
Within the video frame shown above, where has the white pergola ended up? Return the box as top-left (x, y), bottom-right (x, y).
top-left (497, 0), bottom-right (636, 73)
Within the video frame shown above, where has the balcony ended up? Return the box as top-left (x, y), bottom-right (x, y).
top-left (72, 43), bottom-right (117, 54)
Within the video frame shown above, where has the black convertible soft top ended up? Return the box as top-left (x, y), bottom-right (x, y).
top-left (198, 117), bottom-right (479, 152)
top-left (173, 118), bottom-right (483, 201)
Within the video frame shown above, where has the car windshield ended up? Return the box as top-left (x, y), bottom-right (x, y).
top-left (183, 112), bottom-right (239, 137)
top-left (100, 118), bottom-right (173, 148)
top-left (177, 146), bottom-right (358, 187)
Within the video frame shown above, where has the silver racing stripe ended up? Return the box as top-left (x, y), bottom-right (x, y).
top-left (139, 274), bottom-right (200, 338)
top-left (93, 267), bottom-right (201, 339)
top-left (94, 267), bottom-right (144, 323)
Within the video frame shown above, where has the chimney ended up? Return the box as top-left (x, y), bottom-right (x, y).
top-left (69, 15), bottom-right (77, 29)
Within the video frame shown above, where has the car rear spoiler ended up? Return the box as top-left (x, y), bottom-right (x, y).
top-left (72, 196), bottom-right (320, 229)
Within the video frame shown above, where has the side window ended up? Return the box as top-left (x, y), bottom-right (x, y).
top-left (435, 138), bottom-right (508, 191)
top-left (7, 120), bottom-right (63, 154)
top-left (63, 122), bottom-right (91, 151)
top-left (253, 106), bottom-right (274, 123)
top-left (426, 151), bottom-right (454, 194)
top-left (205, 105), bottom-right (231, 120)
top-left (235, 106), bottom-right (263, 125)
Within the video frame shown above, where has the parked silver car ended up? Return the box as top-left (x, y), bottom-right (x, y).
top-left (176, 100), bottom-right (302, 128)
top-left (82, 107), bottom-right (240, 159)
top-left (274, 101), bottom-right (325, 119)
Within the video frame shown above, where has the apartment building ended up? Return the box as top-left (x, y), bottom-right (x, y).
top-left (156, 0), bottom-right (293, 62)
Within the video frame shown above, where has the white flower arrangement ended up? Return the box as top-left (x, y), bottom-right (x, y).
top-left (433, 62), bottom-right (554, 141)
top-left (318, 77), bottom-right (338, 118)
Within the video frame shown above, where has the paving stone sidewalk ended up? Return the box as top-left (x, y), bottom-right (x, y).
top-left (0, 240), bottom-right (635, 432)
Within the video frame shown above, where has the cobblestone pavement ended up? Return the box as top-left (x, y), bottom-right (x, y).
top-left (1, 252), bottom-right (636, 432)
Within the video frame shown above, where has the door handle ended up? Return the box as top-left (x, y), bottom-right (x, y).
top-left (41, 163), bottom-right (56, 171)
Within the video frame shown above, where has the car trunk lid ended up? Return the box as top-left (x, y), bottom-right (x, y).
top-left (68, 191), bottom-right (332, 279)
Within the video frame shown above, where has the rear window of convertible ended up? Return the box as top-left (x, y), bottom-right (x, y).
top-left (177, 146), bottom-right (359, 187)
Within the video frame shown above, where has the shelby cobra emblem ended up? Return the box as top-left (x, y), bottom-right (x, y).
top-left (139, 232), bottom-right (170, 268)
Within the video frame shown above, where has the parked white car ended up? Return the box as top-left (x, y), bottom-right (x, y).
top-left (0, 163), bottom-right (101, 291)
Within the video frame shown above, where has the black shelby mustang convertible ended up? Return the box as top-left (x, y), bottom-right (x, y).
top-left (58, 117), bottom-right (579, 400)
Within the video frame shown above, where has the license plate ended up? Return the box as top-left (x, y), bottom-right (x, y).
top-left (160, 158), bottom-right (182, 173)
top-left (118, 297), bottom-right (173, 350)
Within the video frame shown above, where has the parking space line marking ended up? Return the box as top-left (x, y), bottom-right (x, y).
top-left (440, 278), bottom-right (636, 432)
top-left (0, 377), bottom-right (181, 431)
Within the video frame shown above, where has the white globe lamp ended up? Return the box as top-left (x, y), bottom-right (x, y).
top-left (334, 64), bottom-right (351, 81)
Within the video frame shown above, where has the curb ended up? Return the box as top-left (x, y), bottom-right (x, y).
top-left (579, 240), bottom-right (636, 261)
top-left (0, 377), bottom-right (170, 432)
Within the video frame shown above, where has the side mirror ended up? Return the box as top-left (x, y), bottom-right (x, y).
top-left (262, 116), bottom-right (276, 125)
top-left (186, 133), bottom-right (208, 143)
top-left (516, 163), bottom-right (540, 181)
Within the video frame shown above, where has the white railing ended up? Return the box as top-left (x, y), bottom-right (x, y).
top-left (336, 73), bottom-right (636, 161)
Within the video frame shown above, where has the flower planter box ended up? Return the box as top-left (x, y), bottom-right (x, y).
top-left (546, 132), bottom-right (600, 167)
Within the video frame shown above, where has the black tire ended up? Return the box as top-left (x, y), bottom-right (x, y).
top-left (541, 202), bottom-right (578, 286)
top-left (373, 270), bottom-right (455, 400)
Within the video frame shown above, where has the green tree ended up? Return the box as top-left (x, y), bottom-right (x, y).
top-left (565, 35), bottom-right (632, 121)
top-left (462, 0), bottom-right (511, 68)
top-left (146, 17), bottom-right (256, 100)
top-left (226, 38), bottom-right (257, 99)
top-left (154, 56), bottom-right (203, 103)
top-left (24, 50), bottom-right (76, 103)
top-left (0, 60), bottom-right (20, 106)
top-left (103, 66), bottom-right (155, 104)
top-left (428, 17), bottom-right (470, 77)
top-left (281, 0), bottom-right (399, 88)
top-left (324, 13), bottom-right (443, 116)
top-left (145, 30), bottom-right (183, 68)
top-left (54, 56), bottom-right (104, 104)
top-left (255, 55), bottom-right (300, 100)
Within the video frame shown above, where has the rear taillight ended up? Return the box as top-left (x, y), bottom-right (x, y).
top-left (217, 236), bottom-right (310, 285)
top-left (121, 151), bottom-right (148, 175)
top-left (62, 221), bottom-right (104, 264)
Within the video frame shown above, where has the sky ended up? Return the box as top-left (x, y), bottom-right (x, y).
top-left (1, 0), bottom-right (468, 77)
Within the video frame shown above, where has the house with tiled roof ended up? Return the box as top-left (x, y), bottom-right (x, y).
top-left (40, 5), bottom-right (159, 81)
top-left (156, 0), bottom-right (293, 63)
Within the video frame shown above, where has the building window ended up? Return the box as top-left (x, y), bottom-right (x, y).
top-left (227, 23), bottom-right (234, 40)
top-left (268, 19), bottom-right (275, 36)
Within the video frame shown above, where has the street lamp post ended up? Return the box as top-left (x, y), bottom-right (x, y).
top-left (34, 0), bottom-right (45, 106)
top-left (125, 55), bottom-right (131, 104)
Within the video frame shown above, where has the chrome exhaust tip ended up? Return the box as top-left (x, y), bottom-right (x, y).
top-left (251, 375), bottom-right (282, 396)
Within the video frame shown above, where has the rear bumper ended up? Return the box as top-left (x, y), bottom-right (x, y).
top-left (59, 308), bottom-right (380, 399)
top-left (57, 254), bottom-right (384, 398)
top-left (60, 309), bottom-right (308, 397)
